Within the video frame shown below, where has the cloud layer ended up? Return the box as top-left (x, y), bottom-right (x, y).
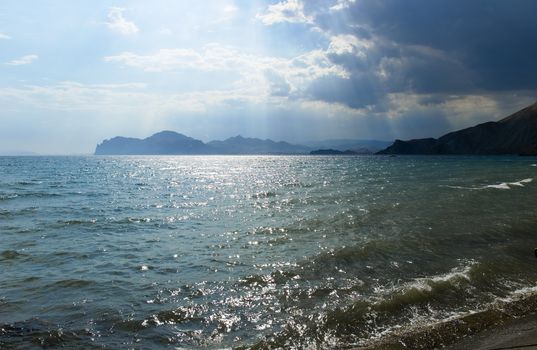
top-left (1, 0), bottom-right (537, 154)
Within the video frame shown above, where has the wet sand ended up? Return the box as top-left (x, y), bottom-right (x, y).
top-left (445, 313), bottom-right (537, 350)
top-left (355, 309), bottom-right (537, 350)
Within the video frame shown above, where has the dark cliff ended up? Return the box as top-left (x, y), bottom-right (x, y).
top-left (378, 101), bottom-right (537, 155)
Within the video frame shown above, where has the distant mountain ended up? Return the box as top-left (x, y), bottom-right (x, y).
top-left (304, 139), bottom-right (391, 153)
top-left (207, 135), bottom-right (310, 154)
top-left (378, 101), bottom-right (537, 155)
top-left (95, 132), bottom-right (311, 155)
top-left (310, 149), bottom-right (369, 155)
top-left (95, 131), bottom-right (213, 155)
top-left (95, 131), bottom-right (398, 156)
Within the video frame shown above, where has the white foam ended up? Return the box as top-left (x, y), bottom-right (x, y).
top-left (430, 264), bottom-right (473, 283)
top-left (485, 183), bottom-right (511, 190)
top-left (366, 278), bottom-right (537, 348)
top-left (373, 261), bottom-right (476, 296)
top-left (497, 285), bottom-right (537, 304)
top-left (508, 178), bottom-right (533, 187)
top-left (445, 178), bottom-right (533, 191)
top-left (406, 263), bottom-right (474, 293)
top-left (444, 185), bottom-right (476, 190)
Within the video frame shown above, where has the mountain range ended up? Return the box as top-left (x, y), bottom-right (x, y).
top-left (96, 100), bottom-right (537, 156)
top-left (95, 132), bottom-right (390, 155)
top-left (378, 101), bottom-right (537, 155)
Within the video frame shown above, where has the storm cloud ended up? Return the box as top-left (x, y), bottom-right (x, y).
top-left (1, 0), bottom-right (537, 154)
top-left (314, 0), bottom-right (537, 95)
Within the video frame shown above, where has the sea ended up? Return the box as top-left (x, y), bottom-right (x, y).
top-left (2, 155), bottom-right (537, 349)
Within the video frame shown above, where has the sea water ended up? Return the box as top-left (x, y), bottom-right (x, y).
top-left (2, 155), bottom-right (537, 349)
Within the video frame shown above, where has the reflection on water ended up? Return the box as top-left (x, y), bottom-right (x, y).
top-left (1, 155), bottom-right (537, 349)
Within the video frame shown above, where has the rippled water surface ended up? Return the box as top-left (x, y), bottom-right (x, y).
top-left (2, 155), bottom-right (537, 349)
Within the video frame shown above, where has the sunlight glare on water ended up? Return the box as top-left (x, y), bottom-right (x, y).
top-left (2, 155), bottom-right (537, 349)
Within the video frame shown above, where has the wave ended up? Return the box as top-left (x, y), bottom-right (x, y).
top-left (0, 193), bottom-right (19, 201)
top-left (0, 207), bottom-right (38, 218)
top-left (360, 286), bottom-right (537, 349)
top-left (15, 181), bottom-right (42, 186)
top-left (377, 261), bottom-right (475, 296)
top-left (0, 191), bottom-right (63, 200)
top-left (0, 319), bottom-right (97, 349)
top-left (115, 305), bottom-right (205, 332)
top-left (4, 259), bottom-right (534, 350)
top-left (48, 217), bottom-right (151, 229)
top-left (55, 219), bottom-right (97, 226)
top-left (0, 250), bottom-right (27, 261)
top-left (246, 259), bottom-right (521, 349)
top-left (48, 279), bottom-right (96, 288)
top-left (444, 178), bottom-right (533, 190)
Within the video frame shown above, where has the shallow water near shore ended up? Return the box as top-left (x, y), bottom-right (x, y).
top-left (2, 155), bottom-right (537, 349)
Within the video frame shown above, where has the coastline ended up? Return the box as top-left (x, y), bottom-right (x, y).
top-left (355, 291), bottom-right (537, 350)
top-left (445, 313), bottom-right (537, 350)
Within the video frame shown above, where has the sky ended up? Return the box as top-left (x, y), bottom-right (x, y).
top-left (1, 0), bottom-right (537, 154)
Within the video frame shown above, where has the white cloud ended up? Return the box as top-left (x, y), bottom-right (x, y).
top-left (0, 80), bottom-right (265, 115)
top-left (6, 54), bottom-right (38, 66)
top-left (0, 40), bottom-right (358, 118)
top-left (330, 0), bottom-right (356, 12)
top-left (106, 7), bottom-right (139, 35)
top-left (0, 33), bottom-right (11, 40)
top-left (104, 44), bottom-right (350, 99)
top-left (328, 34), bottom-right (373, 56)
top-left (256, 0), bottom-right (314, 25)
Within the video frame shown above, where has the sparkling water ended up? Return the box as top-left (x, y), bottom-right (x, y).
top-left (2, 155), bottom-right (537, 349)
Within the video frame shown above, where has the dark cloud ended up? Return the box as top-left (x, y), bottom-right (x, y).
top-left (306, 73), bottom-right (381, 109)
top-left (326, 49), bottom-right (371, 71)
top-left (298, 0), bottom-right (537, 116)
top-left (379, 45), bottom-right (475, 94)
top-left (248, 0), bottom-right (537, 141)
top-left (342, 0), bottom-right (537, 92)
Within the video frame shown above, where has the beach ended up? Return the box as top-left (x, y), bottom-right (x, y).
top-left (446, 313), bottom-right (537, 350)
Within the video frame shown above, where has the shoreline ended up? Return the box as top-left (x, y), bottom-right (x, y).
top-left (354, 314), bottom-right (537, 350)
top-left (445, 312), bottom-right (537, 350)
top-left (354, 291), bottom-right (537, 350)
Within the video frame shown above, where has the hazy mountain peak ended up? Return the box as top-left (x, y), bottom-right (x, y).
top-left (96, 131), bottom-right (390, 155)
top-left (145, 130), bottom-right (191, 141)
